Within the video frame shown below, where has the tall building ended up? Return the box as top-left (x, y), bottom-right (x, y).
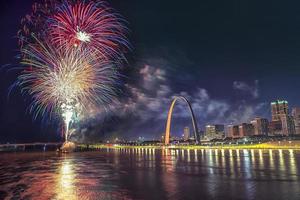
top-left (270, 100), bottom-right (294, 135)
top-left (239, 123), bottom-right (254, 137)
top-left (205, 124), bottom-right (225, 140)
top-left (271, 100), bottom-right (288, 121)
top-left (281, 115), bottom-right (295, 135)
top-left (183, 127), bottom-right (190, 141)
top-left (227, 125), bottom-right (239, 138)
top-left (292, 107), bottom-right (300, 135)
top-left (250, 117), bottom-right (269, 135)
top-left (289, 116), bottom-right (296, 135)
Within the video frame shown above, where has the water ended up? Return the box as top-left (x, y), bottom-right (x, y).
top-left (0, 148), bottom-right (300, 200)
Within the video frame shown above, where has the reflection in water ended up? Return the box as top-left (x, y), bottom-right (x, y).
top-left (242, 149), bottom-right (254, 199)
top-left (187, 149), bottom-right (191, 162)
top-left (258, 149), bottom-right (264, 169)
top-left (194, 149), bottom-right (198, 162)
top-left (208, 149), bottom-right (214, 174)
top-left (279, 149), bottom-right (286, 173)
top-left (243, 149), bottom-right (251, 178)
top-left (56, 160), bottom-right (76, 199)
top-left (181, 149), bottom-right (184, 160)
top-left (0, 149), bottom-right (300, 200)
top-left (236, 149), bottom-right (241, 171)
top-left (220, 149), bottom-right (225, 167)
top-left (289, 150), bottom-right (297, 178)
top-left (161, 148), bottom-right (178, 200)
top-left (251, 149), bottom-right (255, 164)
top-left (229, 149), bottom-right (235, 176)
top-left (269, 149), bottom-right (274, 169)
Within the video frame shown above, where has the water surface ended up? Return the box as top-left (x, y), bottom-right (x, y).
top-left (0, 148), bottom-right (299, 199)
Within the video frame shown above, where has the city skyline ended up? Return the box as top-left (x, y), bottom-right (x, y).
top-left (178, 99), bottom-right (300, 141)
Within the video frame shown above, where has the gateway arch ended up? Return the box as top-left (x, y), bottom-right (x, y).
top-left (164, 96), bottom-right (200, 145)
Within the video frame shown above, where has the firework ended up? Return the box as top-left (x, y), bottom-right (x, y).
top-left (18, 0), bottom-right (59, 48)
top-left (16, 36), bottom-right (119, 141)
top-left (16, 0), bottom-right (129, 142)
top-left (19, 0), bottom-right (129, 60)
top-left (46, 0), bottom-right (129, 60)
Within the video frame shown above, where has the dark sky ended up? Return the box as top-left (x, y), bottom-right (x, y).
top-left (1, 0), bottom-right (300, 142)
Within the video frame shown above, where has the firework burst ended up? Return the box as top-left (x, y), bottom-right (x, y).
top-left (19, 0), bottom-right (129, 60)
top-left (16, 36), bottom-right (119, 140)
top-left (47, 0), bottom-right (129, 60)
top-left (16, 0), bottom-right (129, 142)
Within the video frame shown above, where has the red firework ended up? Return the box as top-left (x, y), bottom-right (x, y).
top-left (47, 1), bottom-right (129, 60)
top-left (18, 0), bottom-right (58, 48)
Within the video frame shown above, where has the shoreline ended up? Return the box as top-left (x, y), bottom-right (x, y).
top-left (78, 141), bottom-right (300, 150)
top-left (1, 141), bottom-right (300, 152)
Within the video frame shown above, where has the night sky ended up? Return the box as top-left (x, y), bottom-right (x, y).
top-left (1, 0), bottom-right (300, 143)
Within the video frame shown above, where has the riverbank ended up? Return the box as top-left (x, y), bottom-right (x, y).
top-left (77, 140), bottom-right (300, 150)
top-left (1, 141), bottom-right (300, 152)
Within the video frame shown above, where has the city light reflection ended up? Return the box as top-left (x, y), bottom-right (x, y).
top-left (269, 149), bottom-right (274, 169)
top-left (289, 149), bottom-right (297, 179)
top-left (278, 149), bottom-right (286, 173)
top-left (258, 149), bottom-right (264, 168)
top-left (187, 149), bottom-right (191, 162)
top-left (251, 149), bottom-right (255, 163)
top-left (243, 150), bottom-right (251, 178)
top-left (220, 149), bottom-right (225, 164)
top-left (194, 149), bottom-right (198, 162)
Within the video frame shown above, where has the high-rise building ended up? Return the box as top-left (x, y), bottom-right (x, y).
top-left (271, 100), bottom-right (288, 121)
top-left (270, 100), bottom-right (295, 135)
top-left (239, 123), bottom-right (254, 137)
top-left (183, 127), bottom-right (190, 141)
top-left (227, 125), bottom-right (239, 138)
top-left (281, 115), bottom-right (295, 135)
top-left (250, 117), bottom-right (269, 135)
top-left (289, 116), bottom-right (296, 135)
top-left (292, 107), bottom-right (300, 135)
top-left (205, 124), bottom-right (225, 140)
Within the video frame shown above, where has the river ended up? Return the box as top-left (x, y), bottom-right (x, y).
top-left (0, 148), bottom-right (299, 199)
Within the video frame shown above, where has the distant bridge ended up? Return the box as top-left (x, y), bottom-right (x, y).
top-left (165, 96), bottom-right (200, 145)
top-left (0, 142), bottom-right (62, 151)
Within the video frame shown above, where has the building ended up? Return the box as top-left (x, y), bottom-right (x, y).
top-left (205, 124), bottom-right (225, 140)
top-left (292, 107), bottom-right (300, 135)
top-left (227, 125), bottom-right (240, 138)
top-left (183, 127), bottom-right (190, 141)
top-left (281, 115), bottom-right (295, 135)
top-left (271, 100), bottom-right (288, 121)
top-left (239, 123), bottom-right (254, 137)
top-left (268, 120), bottom-right (282, 135)
top-left (250, 117), bottom-right (269, 135)
top-left (289, 116), bottom-right (296, 135)
top-left (270, 100), bottom-right (295, 135)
